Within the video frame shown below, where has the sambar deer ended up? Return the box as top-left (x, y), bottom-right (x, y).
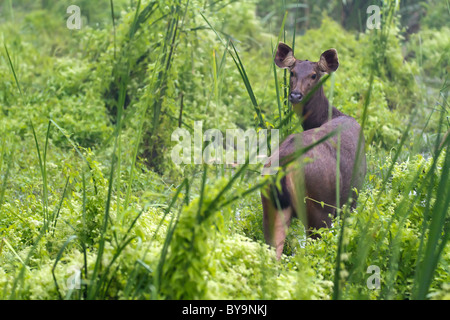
top-left (262, 43), bottom-right (366, 259)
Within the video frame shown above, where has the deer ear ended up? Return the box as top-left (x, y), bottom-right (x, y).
top-left (274, 42), bottom-right (296, 69)
top-left (318, 49), bottom-right (339, 73)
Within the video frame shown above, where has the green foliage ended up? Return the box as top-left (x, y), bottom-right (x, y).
top-left (407, 27), bottom-right (450, 78)
top-left (420, 0), bottom-right (450, 30)
top-left (159, 180), bottom-right (230, 299)
top-left (0, 0), bottom-right (448, 301)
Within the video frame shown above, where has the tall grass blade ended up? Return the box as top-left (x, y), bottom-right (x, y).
top-left (153, 178), bottom-right (190, 299)
top-left (4, 44), bottom-right (24, 101)
top-left (412, 110), bottom-right (450, 299)
top-left (200, 13), bottom-right (266, 128)
top-left (2, 238), bottom-right (29, 272)
top-left (52, 235), bottom-right (78, 300)
top-left (51, 176), bottom-right (70, 236)
top-left (110, 0), bottom-right (117, 59)
top-left (0, 137), bottom-right (12, 213)
top-left (271, 11), bottom-right (288, 131)
top-left (30, 121), bottom-right (49, 229)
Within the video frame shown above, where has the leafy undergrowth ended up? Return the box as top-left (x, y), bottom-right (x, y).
top-left (0, 0), bottom-right (448, 300)
top-left (0, 149), bottom-right (448, 300)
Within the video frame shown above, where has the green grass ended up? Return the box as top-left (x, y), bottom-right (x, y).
top-left (0, 0), bottom-right (448, 300)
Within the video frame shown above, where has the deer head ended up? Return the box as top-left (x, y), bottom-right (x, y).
top-left (274, 42), bottom-right (339, 105)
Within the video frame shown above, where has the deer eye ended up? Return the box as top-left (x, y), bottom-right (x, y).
top-left (290, 71), bottom-right (294, 77)
top-left (311, 74), bottom-right (317, 79)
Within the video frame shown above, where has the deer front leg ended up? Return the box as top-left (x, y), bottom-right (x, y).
top-left (305, 199), bottom-right (334, 238)
top-left (262, 193), bottom-right (294, 260)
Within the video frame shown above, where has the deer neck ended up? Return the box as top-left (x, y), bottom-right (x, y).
top-left (299, 86), bottom-right (343, 130)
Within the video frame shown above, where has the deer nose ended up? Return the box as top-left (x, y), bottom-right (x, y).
top-left (289, 92), bottom-right (303, 103)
